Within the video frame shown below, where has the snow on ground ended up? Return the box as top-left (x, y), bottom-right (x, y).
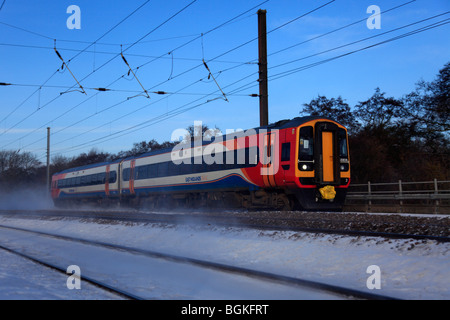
top-left (0, 214), bottom-right (449, 300)
top-left (0, 249), bottom-right (122, 300)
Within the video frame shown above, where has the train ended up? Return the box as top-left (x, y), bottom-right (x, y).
top-left (51, 116), bottom-right (350, 211)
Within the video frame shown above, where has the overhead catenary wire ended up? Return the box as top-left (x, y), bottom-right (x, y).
top-left (26, 7), bottom-right (450, 156)
top-left (269, 11), bottom-right (450, 72)
top-left (1, 1), bottom-right (270, 152)
top-left (43, 68), bottom-right (262, 156)
top-left (32, 67), bottom-right (260, 157)
top-left (269, 17), bottom-right (450, 82)
top-left (0, 20), bottom-right (201, 47)
top-left (6, 0), bottom-right (327, 145)
top-left (268, 0), bottom-right (417, 58)
top-left (0, 42), bottom-right (259, 64)
top-left (27, 67), bottom-right (255, 155)
top-left (202, 59), bottom-right (228, 102)
top-left (0, 0), bottom-right (153, 136)
top-left (109, 0), bottom-right (336, 110)
top-left (40, 0), bottom-right (337, 156)
top-left (11, 0), bottom-right (340, 156)
top-left (54, 41), bottom-right (87, 95)
top-left (0, 0), bottom-right (197, 150)
top-left (6, 1), bottom-right (446, 160)
top-left (120, 48), bottom-right (150, 99)
top-left (225, 16), bottom-right (450, 97)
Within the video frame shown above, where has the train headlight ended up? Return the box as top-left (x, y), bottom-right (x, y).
top-left (299, 163), bottom-right (313, 171)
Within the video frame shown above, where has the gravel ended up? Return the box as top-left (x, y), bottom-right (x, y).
top-left (210, 210), bottom-right (450, 238)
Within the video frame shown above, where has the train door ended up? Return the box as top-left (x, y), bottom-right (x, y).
top-left (105, 165), bottom-right (110, 196)
top-left (278, 129), bottom-right (291, 185)
top-left (129, 159), bottom-right (136, 195)
top-left (315, 122), bottom-right (339, 185)
top-left (261, 130), bottom-right (279, 187)
top-left (117, 161), bottom-right (123, 198)
top-left (321, 131), bottom-right (334, 182)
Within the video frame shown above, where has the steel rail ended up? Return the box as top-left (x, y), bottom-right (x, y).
top-left (0, 223), bottom-right (399, 300)
top-left (0, 242), bottom-right (143, 300)
top-left (1, 209), bottom-right (449, 242)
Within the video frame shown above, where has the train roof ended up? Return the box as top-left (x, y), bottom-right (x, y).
top-left (53, 116), bottom-right (343, 175)
top-left (54, 159), bottom-right (122, 175)
top-left (257, 116), bottom-right (339, 130)
top-left (126, 116), bottom-right (342, 160)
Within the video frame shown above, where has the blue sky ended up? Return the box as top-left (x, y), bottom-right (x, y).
top-left (0, 0), bottom-right (449, 162)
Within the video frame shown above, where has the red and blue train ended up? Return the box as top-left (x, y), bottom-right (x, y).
top-left (51, 117), bottom-right (350, 210)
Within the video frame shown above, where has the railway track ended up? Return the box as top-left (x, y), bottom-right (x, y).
top-left (0, 223), bottom-right (398, 300)
top-left (1, 208), bottom-right (449, 242)
top-left (0, 242), bottom-right (140, 300)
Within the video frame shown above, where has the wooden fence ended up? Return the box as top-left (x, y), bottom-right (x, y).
top-left (344, 179), bottom-right (450, 214)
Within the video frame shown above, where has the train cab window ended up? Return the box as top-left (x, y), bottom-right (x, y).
top-left (338, 129), bottom-right (348, 158)
top-left (338, 129), bottom-right (349, 172)
top-left (299, 126), bottom-right (314, 161)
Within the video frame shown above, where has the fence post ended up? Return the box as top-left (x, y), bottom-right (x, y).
top-left (399, 180), bottom-right (403, 212)
top-left (368, 181), bottom-right (372, 212)
top-left (434, 178), bottom-right (439, 214)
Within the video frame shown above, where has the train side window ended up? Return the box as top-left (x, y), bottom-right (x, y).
top-left (168, 161), bottom-right (179, 176)
top-left (157, 162), bottom-right (168, 177)
top-left (109, 171), bottom-right (117, 183)
top-left (123, 168), bottom-right (130, 181)
top-left (299, 126), bottom-right (314, 161)
top-left (147, 164), bottom-right (157, 178)
top-left (89, 175), bottom-right (95, 185)
top-left (281, 143), bottom-right (291, 162)
top-left (136, 166), bottom-right (147, 180)
top-left (192, 157), bottom-right (203, 173)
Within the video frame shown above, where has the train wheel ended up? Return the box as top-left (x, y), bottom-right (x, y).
top-left (277, 193), bottom-right (293, 211)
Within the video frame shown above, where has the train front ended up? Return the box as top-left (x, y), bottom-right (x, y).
top-left (293, 118), bottom-right (350, 210)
